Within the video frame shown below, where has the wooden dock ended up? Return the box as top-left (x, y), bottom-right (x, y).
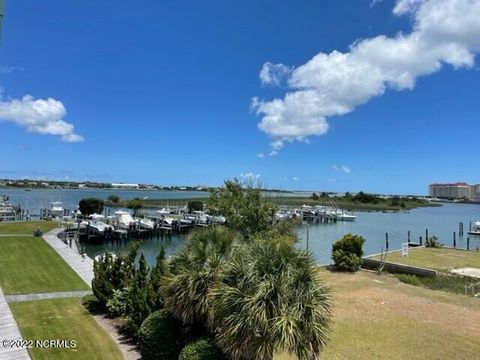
top-left (0, 287), bottom-right (31, 360)
top-left (43, 229), bottom-right (94, 287)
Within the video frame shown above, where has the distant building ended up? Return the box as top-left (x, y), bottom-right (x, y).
top-left (428, 183), bottom-right (473, 200)
top-left (111, 183), bottom-right (139, 189)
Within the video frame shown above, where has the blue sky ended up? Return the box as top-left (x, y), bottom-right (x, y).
top-left (0, 0), bottom-right (479, 195)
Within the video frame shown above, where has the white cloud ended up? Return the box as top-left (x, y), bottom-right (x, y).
top-left (259, 62), bottom-right (293, 86)
top-left (333, 165), bottom-right (352, 174)
top-left (292, 176), bottom-right (299, 181)
top-left (252, 0), bottom-right (480, 152)
top-left (370, 0), bottom-right (383, 7)
top-left (327, 178), bottom-right (337, 183)
top-left (240, 172), bottom-right (261, 181)
top-left (1, 66), bottom-right (25, 74)
top-left (0, 94), bottom-right (84, 142)
top-left (256, 152), bottom-right (265, 158)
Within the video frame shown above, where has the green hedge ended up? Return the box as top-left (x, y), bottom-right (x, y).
top-left (138, 309), bottom-right (183, 360)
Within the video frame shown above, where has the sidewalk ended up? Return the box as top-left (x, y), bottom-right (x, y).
top-left (42, 229), bottom-right (94, 287)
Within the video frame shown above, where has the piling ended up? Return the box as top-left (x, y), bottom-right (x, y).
top-left (385, 233), bottom-right (389, 251)
top-left (453, 232), bottom-right (456, 247)
top-left (419, 236), bottom-right (423, 246)
top-left (426, 229), bottom-right (429, 242)
top-left (408, 230), bottom-right (410, 243)
top-left (467, 237), bottom-right (470, 250)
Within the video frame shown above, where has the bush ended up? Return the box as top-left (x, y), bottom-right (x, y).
top-left (179, 338), bottom-right (226, 360)
top-left (107, 194), bottom-right (120, 204)
top-left (138, 309), bottom-right (184, 360)
top-left (188, 200), bottom-right (204, 213)
top-left (396, 274), bottom-right (421, 286)
top-left (106, 288), bottom-right (129, 317)
top-left (426, 236), bottom-right (443, 248)
top-left (79, 197), bottom-right (104, 216)
top-left (332, 234), bottom-right (365, 271)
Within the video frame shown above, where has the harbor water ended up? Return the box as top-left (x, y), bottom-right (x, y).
top-left (2, 188), bottom-right (480, 265)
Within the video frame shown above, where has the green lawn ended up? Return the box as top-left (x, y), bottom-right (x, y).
top-left (0, 236), bottom-right (89, 294)
top-left (276, 269), bottom-right (480, 360)
top-left (10, 298), bottom-right (122, 360)
top-left (0, 221), bottom-right (59, 235)
top-left (370, 247), bottom-right (480, 271)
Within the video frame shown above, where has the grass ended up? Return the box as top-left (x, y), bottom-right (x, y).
top-left (275, 269), bottom-right (480, 360)
top-left (10, 298), bottom-right (122, 360)
top-left (397, 273), bottom-right (478, 296)
top-left (0, 221), bottom-right (60, 235)
top-left (370, 247), bottom-right (480, 272)
top-left (0, 236), bottom-right (90, 294)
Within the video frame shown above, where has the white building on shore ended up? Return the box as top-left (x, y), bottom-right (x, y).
top-left (111, 183), bottom-right (139, 189)
top-left (428, 182), bottom-right (480, 200)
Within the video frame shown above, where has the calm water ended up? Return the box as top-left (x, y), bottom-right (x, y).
top-left (0, 188), bottom-right (209, 215)
top-left (85, 203), bottom-right (480, 266)
top-left (2, 188), bottom-right (480, 265)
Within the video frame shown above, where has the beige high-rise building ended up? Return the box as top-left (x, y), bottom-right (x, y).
top-left (428, 183), bottom-right (473, 200)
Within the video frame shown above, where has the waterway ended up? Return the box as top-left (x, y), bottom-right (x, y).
top-left (2, 188), bottom-right (480, 265)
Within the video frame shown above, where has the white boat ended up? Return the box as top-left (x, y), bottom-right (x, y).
top-left (138, 217), bottom-right (155, 230)
top-left (336, 210), bottom-right (357, 221)
top-left (86, 213), bottom-right (114, 235)
top-left (50, 201), bottom-right (64, 218)
top-left (468, 221), bottom-right (480, 235)
top-left (114, 210), bottom-right (135, 229)
top-left (0, 195), bottom-right (16, 216)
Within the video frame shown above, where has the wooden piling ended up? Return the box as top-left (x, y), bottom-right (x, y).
top-left (453, 232), bottom-right (456, 247)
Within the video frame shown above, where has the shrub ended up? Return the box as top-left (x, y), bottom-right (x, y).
top-left (107, 194), bottom-right (120, 204)
top-left (81, 294), bottom-right (103, 314)
top-left (138, 309), bottom-right (184, 360)
top-left (179, 338), bottom-right (227, 360)
top-left (106, 288), bottom-right (129, 317)
top-left (79, 197), bottom-right (104, 216)
top-left (425, 236), bottom-right (442, 248)
top-left (188, 200), bottom-right (204, 213)
top-left (396, 274), bottom-right (421, 286)
top-left (332, 234), bottom-right (365, 271)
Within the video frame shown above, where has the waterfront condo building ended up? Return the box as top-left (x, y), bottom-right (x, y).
top-left (428, 182), bottom-right (478, 200)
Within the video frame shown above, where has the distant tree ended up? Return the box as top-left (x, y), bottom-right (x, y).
top-left (311, 192), bottom-right (319, 200)
top-left (207, 179), bottom-right (276, 241)
top-left (344, 191), bottom-right (352, 199)
top-left (188, 200), bottom-right (204, 213)
top-left (127, 197), bottom-right (143, 217)
top-left (79, 198), bottom-right (104, 216)
top-left (107, 194), bottom-right (120, 204)
top-left (321, 192), bottom-right (328, 198)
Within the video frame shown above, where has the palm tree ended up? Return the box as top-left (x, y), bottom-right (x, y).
top-left (209, 238), bottom-right (332, 360)
top-left (162, 227), bottom-right (235, 325)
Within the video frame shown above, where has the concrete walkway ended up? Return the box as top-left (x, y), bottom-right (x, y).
top-left (43, 229), bottom-right (94, 287)
top-left (5, 290), bottom-right (92, 303)
top-left (0, 287), bottom-right (31, 360)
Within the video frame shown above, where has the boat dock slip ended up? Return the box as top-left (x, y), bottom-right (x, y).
top-left (0, 287), bottom-right (31, 360)
top-left (43, 228), bottom-right (94, 286)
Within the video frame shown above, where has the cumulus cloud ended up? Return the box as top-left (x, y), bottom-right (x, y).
top-left (259, 62), bottom-right (293, 86)
top-left (0, 94), bottom-right (84, 142)
top-left (252, 0), bottom-right (480, 152)
top-left (257, 152), bottom-right (265, 158)
top-left (333, 165), bottom-right (352, 174)
top-left (240, 172), bottom-right (261, 181)
top-left (292, 176), bottom-right (299, 181)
